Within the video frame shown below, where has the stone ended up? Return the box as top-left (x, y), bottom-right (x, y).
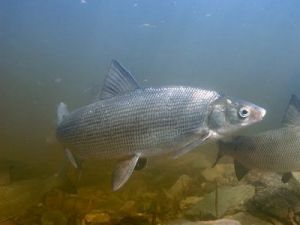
top-left (0, 220), bottom-right (17, 225)
top-left (119, 200), bottom-right (136, 215)
top-left (201, 164), bottom-right (236, 185)
top-left (245, 171), bottom-right (300, 224)
top-left (246, 186), bottom-right (300, 224)
top-left (180, 196), bottom-right (202, 210)
top-left (83, 210), bottom-right (111, 224)
top-left (115, 214), bottom-right (150, 225)
top-left (226, 212), bottom-right (274, 225)
top-left (166, 218), bottom-right (241, 225)
top-left (165, 175), bottom-right (193, 200)
top-left (185, 184), bottom-right (255, 219)
top-left (43, 189), bottom-right (65, 210)
top-left (41, 210), bottom-right (67, 225)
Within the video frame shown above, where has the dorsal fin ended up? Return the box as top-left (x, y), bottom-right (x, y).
top-left (282, 95), bottom-right (300, 127)
top-left (99, 60), bottom-right (140, 100)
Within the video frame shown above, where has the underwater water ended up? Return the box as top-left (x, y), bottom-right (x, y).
top-left (2, 0), bottom-right (300, 224)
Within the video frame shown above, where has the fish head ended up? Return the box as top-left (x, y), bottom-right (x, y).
top-left (208, 97), bottom-right (266, 137)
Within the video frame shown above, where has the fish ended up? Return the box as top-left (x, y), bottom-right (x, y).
top-left (0, 165), bottom-right (75, 222)
top-left (56, 59), bottom-right (266, 191)
top-left (218, 94), bottom-right (300, 182)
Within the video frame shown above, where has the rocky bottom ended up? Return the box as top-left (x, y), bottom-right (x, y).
top-left (2, 152), bottom-right (300, 225)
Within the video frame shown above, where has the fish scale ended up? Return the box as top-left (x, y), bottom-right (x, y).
top-left (57, 87), bottom-right (219, 158)
top-left (231, 127), bottom-right (300, 172)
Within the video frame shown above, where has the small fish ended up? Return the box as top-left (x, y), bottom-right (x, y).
top-left (0, 166), bottom-right (75, 222)
top-left (218, 95), bottom-right (300, 182)
top-left (56, 60), bottom-right (266, 191)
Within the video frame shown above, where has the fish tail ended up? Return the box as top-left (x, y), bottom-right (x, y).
top-left (57, 102), bottom-right (69, 124)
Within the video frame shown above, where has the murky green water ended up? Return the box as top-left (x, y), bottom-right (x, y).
top-left (2, 1), bottom-right (300, 224)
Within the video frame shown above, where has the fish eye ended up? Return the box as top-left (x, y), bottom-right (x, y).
top-left (239, 107), bottom-right (250, 119)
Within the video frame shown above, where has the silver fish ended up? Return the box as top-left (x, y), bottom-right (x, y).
top-left (218, 95), bottom-right (300, 182)
top-left (56, 60), bottom-right (266, 190)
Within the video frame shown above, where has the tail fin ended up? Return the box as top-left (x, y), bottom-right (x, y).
top-left (57, 102), bottom-right (69, 124)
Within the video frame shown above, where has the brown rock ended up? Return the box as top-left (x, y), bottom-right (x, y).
top-left (226, 212), bottom-right (274, 225)
top-left (166, 218), bottom-right (241, 225)
top-left (165, 175), bottom-right (193, 200)
top-left (116, 214), bottom-right (150, 225)
top-left (41, 210), bottom-right (67, 225)
top-left (185, 185), bottom-right (255, 219)
top-left (201, 164), bottom-right (236, 185)
top-left (180, 196), bottom-right (202, 210)
top-left (83, 211), bottom-right (111, 224)
top-left (119, 200), bottom-right (136, 215)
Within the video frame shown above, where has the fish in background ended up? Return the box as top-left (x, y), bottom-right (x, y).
top-left (218, 95), bottom-right (300, 183)
top-left (56, 59), bottom-right (266, 191)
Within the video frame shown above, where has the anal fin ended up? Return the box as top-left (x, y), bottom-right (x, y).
top-left (112, 154), bottom-right (140, 191)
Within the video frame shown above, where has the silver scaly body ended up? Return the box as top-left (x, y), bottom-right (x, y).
top-left (57, 87), bottom-right (219, 159)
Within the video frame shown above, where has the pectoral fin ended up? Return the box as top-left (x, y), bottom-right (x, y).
top-left (112, 154), bottom-right (140, 191)
top-left (173, 131), bottom-right (211, 159)
top-left (234, 159), bottom-right (249, 181)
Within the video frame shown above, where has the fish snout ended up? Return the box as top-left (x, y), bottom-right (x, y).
top-left (252, 106), bottom-right (266, 121)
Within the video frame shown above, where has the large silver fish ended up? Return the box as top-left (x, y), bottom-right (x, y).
top-left (56, 60), bottom-right (266, 190)
top-left (218, 95), bottom-right (300, 182)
